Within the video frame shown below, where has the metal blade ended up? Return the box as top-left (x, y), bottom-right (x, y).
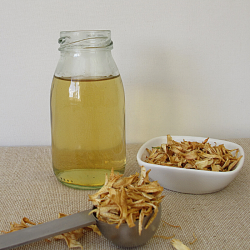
top-left (0, 209), bottom-right (95, 250)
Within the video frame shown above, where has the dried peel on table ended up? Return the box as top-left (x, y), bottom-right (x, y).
top-left (162, 219), bottom-right (182, 228)
top-left (0, 167), bottom-right (196, 249)
top-left (88, 166), bottom-right (164, 235)
top-left (189, 232), bottom-right (197, 244)
top-left (52, 213), bottom-right (101, 249)
top-left (1, 213), bottom-right (196, 250)
top-left (171, 238), bottom-right (191, 250)
top-left (145, 134), bottom-right (243, 171)
top-left (1, 217), bottom-right (36, 234)
top-left (1, 214), bottom-right (100, 249)
top-left (1, 166), bottom-right (164, 249)
top-left (154, 220), bottom-right (196, 249)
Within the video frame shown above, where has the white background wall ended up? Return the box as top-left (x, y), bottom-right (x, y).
top-left (0, 0), bottom-right (250, 146)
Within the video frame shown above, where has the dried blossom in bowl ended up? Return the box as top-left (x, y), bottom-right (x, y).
top-left (145, 135), bottom-right (243, 172)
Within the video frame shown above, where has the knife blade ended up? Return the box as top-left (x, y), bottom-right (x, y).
top-left (0, 209), bottom-right (95, 250)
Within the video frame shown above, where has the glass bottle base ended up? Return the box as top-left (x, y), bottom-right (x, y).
top-left (54, 167), bottom-right (125, 190)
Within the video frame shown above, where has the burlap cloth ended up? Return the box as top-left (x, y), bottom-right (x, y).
top-left (0, 139), bottom-right (249, 250)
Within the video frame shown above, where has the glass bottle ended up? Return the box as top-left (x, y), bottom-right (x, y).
top-left (50, 30), bottom-right (126, 189)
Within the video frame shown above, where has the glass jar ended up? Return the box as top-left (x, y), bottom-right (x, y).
top-left (50, 30), bottom-right (126, 189)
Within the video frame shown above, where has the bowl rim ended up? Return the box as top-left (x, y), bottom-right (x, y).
top-left (137, 135), bottom-right (245, 176)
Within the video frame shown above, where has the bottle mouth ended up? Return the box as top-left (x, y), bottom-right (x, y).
top-left (58, 30), bottom-right (113, 50)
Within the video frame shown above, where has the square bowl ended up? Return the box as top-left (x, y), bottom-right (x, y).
top-left (137, 136), bottom-right (245, 194)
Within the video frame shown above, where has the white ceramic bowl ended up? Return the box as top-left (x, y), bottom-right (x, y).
top-left (137, 136), bottom-right (245, 194)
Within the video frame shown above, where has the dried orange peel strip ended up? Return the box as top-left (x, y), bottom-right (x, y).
top-left (189, 232), bottom-right (197, 244)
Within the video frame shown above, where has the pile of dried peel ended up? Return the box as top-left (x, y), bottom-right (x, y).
top-left (1, 167), bottom-right (194, 250)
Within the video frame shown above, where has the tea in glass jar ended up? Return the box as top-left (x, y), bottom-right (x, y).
top-left (50, 31), bottom-right (126, 189)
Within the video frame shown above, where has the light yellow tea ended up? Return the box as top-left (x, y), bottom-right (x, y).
top-left (50, 75), bottom-right (126, 189)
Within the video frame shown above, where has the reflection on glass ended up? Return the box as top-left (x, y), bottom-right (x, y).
top-left (69, 81), bottom-right (80, 100)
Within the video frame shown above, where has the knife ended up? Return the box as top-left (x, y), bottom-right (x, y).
top-left (0, 209), bottom-right (95, 250)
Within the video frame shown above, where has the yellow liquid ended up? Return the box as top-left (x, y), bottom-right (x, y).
top-left (50, 75), bottom-right (126, 189)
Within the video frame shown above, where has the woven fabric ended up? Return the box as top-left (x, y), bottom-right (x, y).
top-left (0, 139), bottom-right (249, 250)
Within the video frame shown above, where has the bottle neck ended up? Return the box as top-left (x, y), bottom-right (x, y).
top-left (58, 30), bottom-right (113, 51)
top-left (55, 49), bottom-right (119, 79)
top-left (55, 30), bottom-right (119, 79)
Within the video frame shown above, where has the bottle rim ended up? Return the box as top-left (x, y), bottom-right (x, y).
top-left (58, 30), bottom-right (113, 51)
